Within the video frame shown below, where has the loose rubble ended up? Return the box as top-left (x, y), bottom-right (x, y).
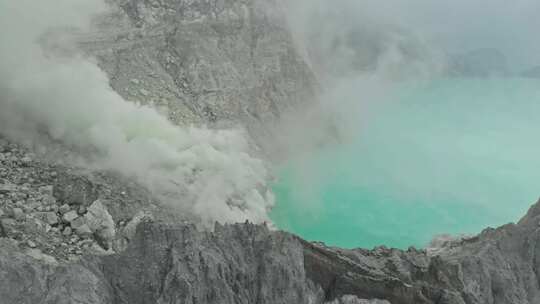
top-left (0, 136), bottom-right (157, 261)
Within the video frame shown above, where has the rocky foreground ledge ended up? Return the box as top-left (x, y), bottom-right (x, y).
top-left (2, 204), bottom-right (540, 304)
top-left (1, 136), bottom-right (540, 304)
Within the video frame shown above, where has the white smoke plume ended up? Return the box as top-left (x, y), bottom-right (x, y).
top-left (0, 0), bottom-right (273, 226)
top-left (276, 0), bottom-right (540, 158)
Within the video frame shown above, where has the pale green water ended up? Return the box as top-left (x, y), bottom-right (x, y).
top-left (271, 78), bottom-right (540, 249)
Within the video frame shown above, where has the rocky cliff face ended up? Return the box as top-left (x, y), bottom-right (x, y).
top-left (0, 222), bottom-right (320, 304)
top-left (81, 0), bottom-right (318, 136)
top-left (302, 200), bottom-right (540, 304)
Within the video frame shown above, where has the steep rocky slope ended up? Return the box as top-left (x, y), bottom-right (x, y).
top-left (80, 0), bottom-right (318, 135)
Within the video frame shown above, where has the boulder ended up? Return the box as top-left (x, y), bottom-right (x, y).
top-left (59, 204), bottom-right (70, 215)
top-left (113, 211), bottom-right (153, 252)
top-left (62, 211), bottom-right (78, 223)
top-left (70, 216), bottom-right (86, 230)
top-left (74, 224), bottom-right (92, 238)
top-left (62, 226), bottom-right (72, 236)
top-left (85, 200), bottom-right (115, 249)
top-left (0, 218), bottom-right (15, 236)
top-left (12, 208), bottom-right (24, 221)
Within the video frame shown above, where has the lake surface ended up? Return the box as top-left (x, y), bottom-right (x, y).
top-left (271, 78), bottom-right (540, 249)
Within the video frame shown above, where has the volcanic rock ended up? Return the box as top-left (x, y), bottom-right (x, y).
top-left (62, 210), bottom-right (78, 223)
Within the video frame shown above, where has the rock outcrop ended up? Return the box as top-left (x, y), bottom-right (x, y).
top-left (2, 198), bottom-right (540, 304)
top-left (304, 199), bottom-right (540, 304)
top-left (0, 222), bottom-right (322, 304)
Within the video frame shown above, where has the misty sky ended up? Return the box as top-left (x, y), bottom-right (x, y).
top-left (289, 0), bottom-right (540, 71)
top-left (397, 0), bottom-right (540, 68)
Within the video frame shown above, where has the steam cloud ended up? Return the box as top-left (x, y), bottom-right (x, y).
top-left (270, 0), bottom-right (540, 248)
top-left (279, 0), bottom-right (540, 153)
top-left (287, 0), bottom-right (540, 74)
top-left (0, 0), bottom-right (273, 226)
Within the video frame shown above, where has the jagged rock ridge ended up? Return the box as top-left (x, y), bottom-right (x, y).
top-left (3, 194), bottom-right (540, 303)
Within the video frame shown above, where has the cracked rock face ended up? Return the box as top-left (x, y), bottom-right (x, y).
top-left (0, 136), bottom-right (166, 261)
top-left (0, 222), bottom-right (323, 304)
top-left (100, 223), bottom-right (321, 304)
top-left (80, 0), bottom-right (318, 137)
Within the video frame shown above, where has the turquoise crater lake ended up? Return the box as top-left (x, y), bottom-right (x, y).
top-left (271, 78), bottom-right (540, 249)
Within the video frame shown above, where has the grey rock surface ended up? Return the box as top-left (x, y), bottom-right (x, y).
top-left (101, 222), bottom-right (322, 304)
top-left (63, 210), bottom-right (79, 223)
top-left (0, 222), bottom-right (323, 304)
top-left (304, 199), bottom-right (540, 304)
top-left (85, 200), bottom-right (116, 249)
top-left (0, 136), bottom-right (168, 260)
top-left (34, 211), bottom-right (59, 226)
top-left (79, 0), bottom-right (318, 139)
top-left (3, 201), bottom-right (540, 304)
